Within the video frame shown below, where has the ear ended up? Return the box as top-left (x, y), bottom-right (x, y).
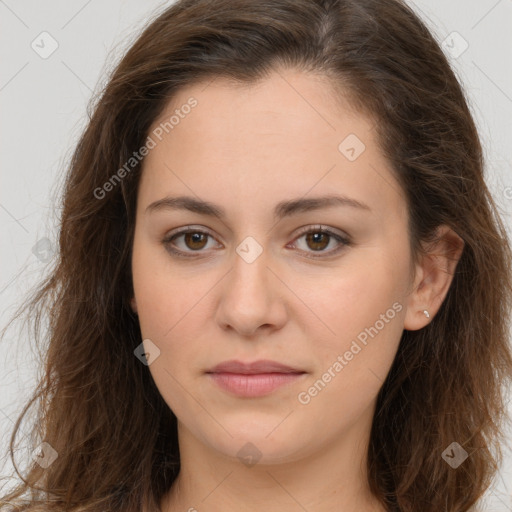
top-left (130, 296), bottom-right (138, 314)
top-left (403, 225), bottom-right (464, 331)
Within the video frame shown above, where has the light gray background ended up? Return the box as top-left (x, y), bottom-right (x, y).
top-left (1, 0), bottom-right (511, 509)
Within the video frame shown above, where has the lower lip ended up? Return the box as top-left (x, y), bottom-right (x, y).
top-left (207, 372), bottom-right (306, 397)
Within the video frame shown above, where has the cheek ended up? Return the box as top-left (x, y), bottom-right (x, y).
top-left (131, 251), bottom-right (220, 413)
top-left (292, 274), bottom-right (404, 433)
top-left (131, 237), bottom-right (206, 338)
top-left (133, 278), bottom-right (211, 378)
top-left (131, 254), bottom-right (210, 415)
top-left (293, 261), bottom-right (405, 410)
top-left (294, 259), bottom-right (405, 353)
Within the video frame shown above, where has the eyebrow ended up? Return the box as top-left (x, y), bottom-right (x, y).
top-left (145, 194), bottom-right (371, 220)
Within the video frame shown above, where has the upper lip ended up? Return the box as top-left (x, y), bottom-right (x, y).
top-left (206, 359), bottom-right (305, 374)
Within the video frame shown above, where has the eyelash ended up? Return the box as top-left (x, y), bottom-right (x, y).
top-left (162, 225), bottom-right (351, 260)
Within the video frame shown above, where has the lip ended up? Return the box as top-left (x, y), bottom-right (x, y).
top-left (206, 359), bottom-right (306, 398)
top-left (206, 359), bottom-right (304, 374)
top-left (207, 373), bottom-right (306, 397)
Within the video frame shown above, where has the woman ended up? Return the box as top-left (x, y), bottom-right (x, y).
top-left (1, 0), bottom-right (511, 511)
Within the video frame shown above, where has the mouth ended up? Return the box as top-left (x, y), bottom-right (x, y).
top-left (205, 359), bottom-right (307, 397)
top-left (206, 359), bottom-right (305, 374)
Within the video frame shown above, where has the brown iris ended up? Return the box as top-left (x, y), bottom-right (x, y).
top-left (305, 232), bottom-right (330, 251)
top-left (184, 232), bottom-right (209, 250)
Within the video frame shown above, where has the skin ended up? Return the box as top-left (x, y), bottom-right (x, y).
top-left (130, 67), bottom-right (464, 512)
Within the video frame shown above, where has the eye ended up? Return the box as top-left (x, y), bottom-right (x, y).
top-left (162, 227), bottom-right (220, 258)
top-left (288, 225), bottom-right (350, 259)
top-left (162, 225), bottom-right (350, 259)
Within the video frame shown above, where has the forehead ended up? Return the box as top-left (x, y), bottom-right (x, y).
top-left (150, 69), bottom-right (363, 151)
top-left (139, 69), bottom-right (406, 222)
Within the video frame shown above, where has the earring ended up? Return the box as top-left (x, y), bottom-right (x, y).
top-left (423, 310), bottom-right (430, 319)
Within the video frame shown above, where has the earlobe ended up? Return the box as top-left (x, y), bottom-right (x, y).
top-left (403, 307), bottom-right (433, 331)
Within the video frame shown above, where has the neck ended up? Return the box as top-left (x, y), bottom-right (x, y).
top-left (160, 405), bottom-right (387, 512)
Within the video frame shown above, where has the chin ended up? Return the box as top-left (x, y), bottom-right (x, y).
top-left (198, 421), bottom-right (312, 466)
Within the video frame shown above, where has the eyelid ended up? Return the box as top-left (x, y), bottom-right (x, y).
top-left (162, 224), bottom-right (351, 259)
top-left (292, 224), bottom-right (349, 242)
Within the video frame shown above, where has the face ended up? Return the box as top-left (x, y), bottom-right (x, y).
top-left (130, 68), bottom-right (414, 465)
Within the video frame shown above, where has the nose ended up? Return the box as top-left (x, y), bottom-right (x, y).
top-left (215, 247), bottom-right (288, 338)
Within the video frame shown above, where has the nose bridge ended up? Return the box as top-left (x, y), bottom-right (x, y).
top-left (230, 237), bottom-right (271, 303)
top-left (215, 235), bottom-right (286, 335)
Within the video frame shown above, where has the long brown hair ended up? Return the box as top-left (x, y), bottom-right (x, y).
top-left (1, 0), bottom-right (511, 510)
